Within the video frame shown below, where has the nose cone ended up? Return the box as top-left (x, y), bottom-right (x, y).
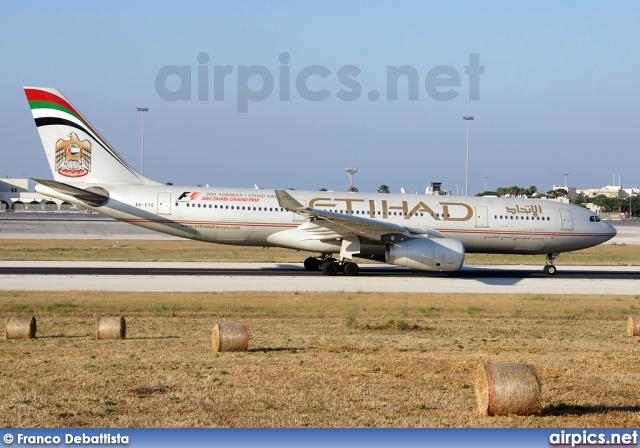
top-left (603, 221), bottom-right (617, 242)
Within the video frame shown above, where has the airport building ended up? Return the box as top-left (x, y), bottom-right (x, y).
top-left (0, 178), bottom-right (82, 211)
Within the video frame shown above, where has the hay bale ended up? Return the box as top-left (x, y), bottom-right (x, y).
top-left (475, 363), bottom-right (541, 416)
top-left (628, 316), bottom-right (640, 336)
top-left (5, 316), bottom-right (36, 339)
top-left (96, 316), bottom-right (126, 340)
top-left (212, 323), bottom-right (249, 352)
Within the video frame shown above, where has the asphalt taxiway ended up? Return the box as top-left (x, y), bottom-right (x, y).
top-left (1, 213), bottom-right (639, 294)
top-left (1, 261), bottom-right (638, 294)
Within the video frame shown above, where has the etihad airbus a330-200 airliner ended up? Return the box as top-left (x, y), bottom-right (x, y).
top-left (24, 87), bottom-right (617, 276)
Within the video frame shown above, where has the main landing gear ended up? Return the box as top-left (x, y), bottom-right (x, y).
top-left (303, 255), bottom-right (360, 276)
top-left (543, 253), bottom-right (559, 276)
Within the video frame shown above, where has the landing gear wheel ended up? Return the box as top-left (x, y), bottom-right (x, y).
top-left (321, 261), bottom-right (339, 276)
top-left (304, 257), bottom-right (320, 271)
top-left (343, 262), bottom-right (359, 276)
top-left (543, 265), bottom-right (557, 276)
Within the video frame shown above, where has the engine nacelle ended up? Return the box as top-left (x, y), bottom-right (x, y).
top-left (385, 237), bottom-right (465, 272)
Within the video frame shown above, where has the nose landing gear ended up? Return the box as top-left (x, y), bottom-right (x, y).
top-left (543, 253), bottom-right (559, 275)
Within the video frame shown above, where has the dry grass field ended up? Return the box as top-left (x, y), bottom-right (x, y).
top-left (1, 291), bottom-right (640, 428)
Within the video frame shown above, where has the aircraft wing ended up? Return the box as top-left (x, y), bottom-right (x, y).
top-left (275, 189), bottom-right (446, 242)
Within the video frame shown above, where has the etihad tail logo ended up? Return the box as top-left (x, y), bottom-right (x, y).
top-left (55, 133), bottom-right (91, 178)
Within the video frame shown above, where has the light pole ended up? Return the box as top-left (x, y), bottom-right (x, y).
top-left (463, 116), bottom-right (474, 196)
top-left (564, 172), bottom-right (570, 199)
top-left (484, 175), bottom-right (489, 192)
top-left (137, 107), bottom-right (149, 174)
top-left (345, 167), bottom-right (357, 192)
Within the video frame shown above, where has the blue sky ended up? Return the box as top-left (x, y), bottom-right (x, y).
top-left (3, 1), bottom-right (639, 194)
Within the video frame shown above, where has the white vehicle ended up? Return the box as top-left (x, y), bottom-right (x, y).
top-left (25, 87), bottom-right (617, 276)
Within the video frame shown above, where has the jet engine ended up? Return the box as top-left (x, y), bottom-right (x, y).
top-left (385, 237), bottom-right (465, 272)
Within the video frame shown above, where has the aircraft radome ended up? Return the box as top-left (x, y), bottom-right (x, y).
top-left (24, 87), bottom-right (617, 276)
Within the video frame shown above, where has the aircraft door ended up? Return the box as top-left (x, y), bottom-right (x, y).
top-left (559, 208), bottom-right (573, 230)
top-left (475, 206), bottom-right (488, 228)
top-left (157, 192), bottom-right (171, 215)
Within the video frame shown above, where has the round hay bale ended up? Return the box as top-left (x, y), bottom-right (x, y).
top-left (475, 363), bottom-right (541, 416)
top-left (212, 323), bottom-right (249, 352)
top-left (96, 316), bottom-right (126, 340)
top-left (628, 315), bottom-right (640, 336)
top-left (5, 316), bottom-right (36, 339)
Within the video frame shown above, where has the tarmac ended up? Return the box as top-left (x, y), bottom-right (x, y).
top-left (1, 213), bottom-right (638, 294)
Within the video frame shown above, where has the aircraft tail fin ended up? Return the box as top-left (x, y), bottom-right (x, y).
top-left (24, 87), bottom-right (158, 186)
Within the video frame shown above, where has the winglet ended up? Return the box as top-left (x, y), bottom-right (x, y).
top-left (275, 189), bottom-right (307, 211)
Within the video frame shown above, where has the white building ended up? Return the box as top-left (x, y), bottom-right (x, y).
top-left (0, 178), bottom-right (80, 211)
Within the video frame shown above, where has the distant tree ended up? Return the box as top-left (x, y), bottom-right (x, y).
top-left (609, 197), bottom-right (623, 212)
top-left (628, 196), bottom-right (640, 218)
top-left (492, 185), bottom-right (539, 197)
top-left (547, 188), bottom-right (567, 199)
top-left (476, 191), bottom-right (498, 197)
top-left (592, 194), bottom-right (609, 209)
top-left (506, 185), bottom-right (525, 197)
top-left (377, 184), bottom-right (390, 194)
top-left (165, 181), bottom-right (173, 186)
top-left (571, 195), bottom-right (586, 206)
top-left (319, 188), bottom-right (328, 191)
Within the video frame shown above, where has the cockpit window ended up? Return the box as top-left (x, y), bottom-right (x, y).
top-left (589, 216), bottom-right (601, 222)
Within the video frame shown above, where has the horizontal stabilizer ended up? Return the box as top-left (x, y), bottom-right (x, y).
top-left (32, 178), bottom-right (109, 206)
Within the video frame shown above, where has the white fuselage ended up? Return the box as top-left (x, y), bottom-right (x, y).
top-left (38, 184), bottom-right (617, 258)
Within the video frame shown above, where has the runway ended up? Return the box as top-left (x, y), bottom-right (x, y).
top-left (1, 213), bottom-right (639, 294)
top-left (1, 261), bottom-right (638, 294)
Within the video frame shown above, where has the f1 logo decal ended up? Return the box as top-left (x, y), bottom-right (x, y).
top-left (178, 192), bottom-right (199, 200)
